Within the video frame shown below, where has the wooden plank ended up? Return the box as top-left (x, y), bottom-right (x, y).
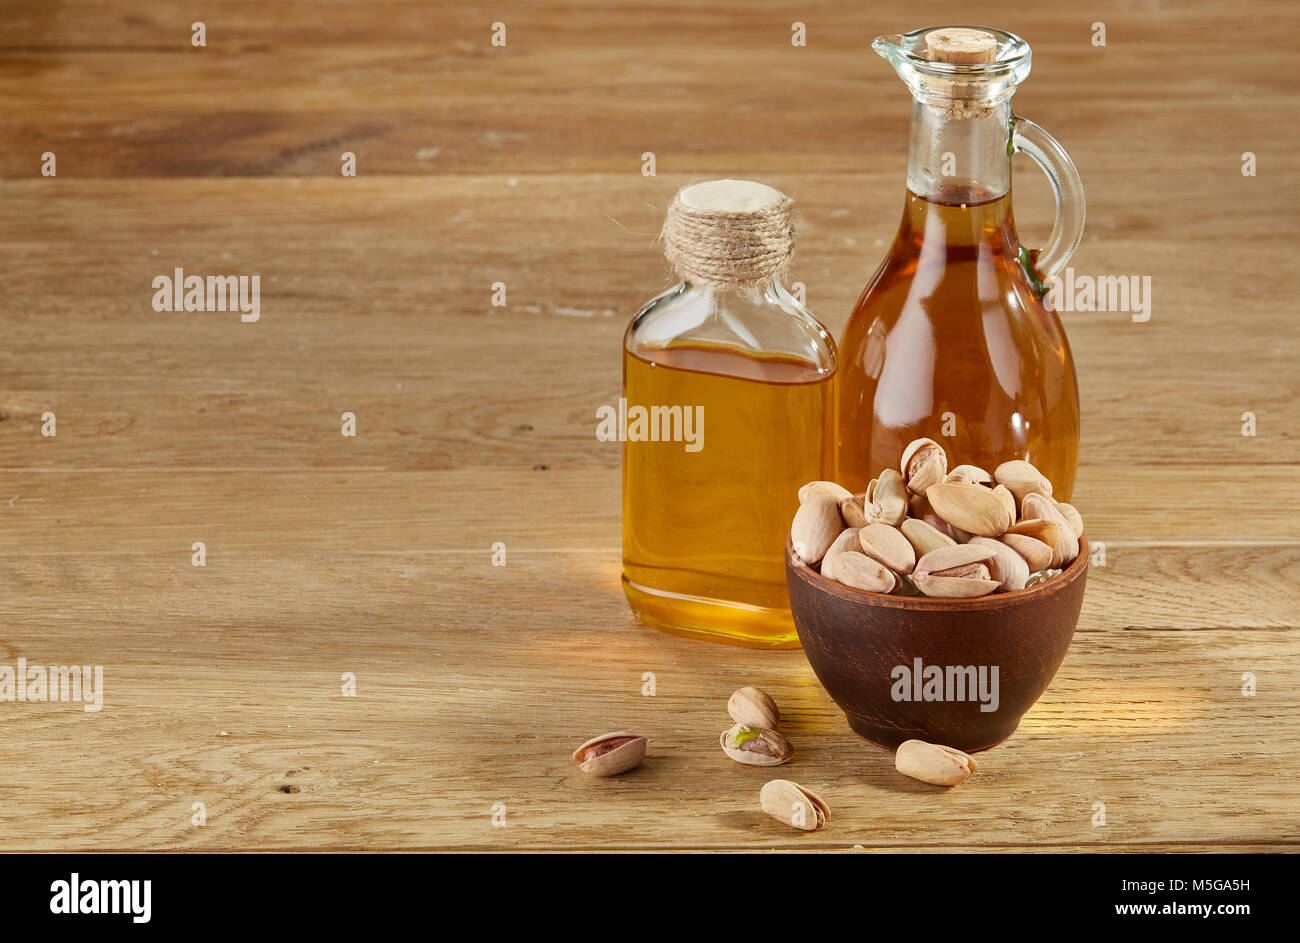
top-left (0, 550), bottom-right (1294, 849)
top-left (1, 176), bottom-right (1296, 469)
top-left (0, 541), bottom-right (1295, 630)
top-left (0, 468), bottom-right (1297, 552)
top-left (1, 3), bottom-right (1295, 177)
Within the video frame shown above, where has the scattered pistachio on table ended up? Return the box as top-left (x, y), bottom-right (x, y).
top-left (572, 732), bottom-right (647, 777)
top-left (720, 722), bottom-right (793, 766)
top-left (895, 739), bottom-right (978, 786)
top-left (760, 779), bottom-right (829, 831)
top-left (727, 685), bottom-right (780, 730)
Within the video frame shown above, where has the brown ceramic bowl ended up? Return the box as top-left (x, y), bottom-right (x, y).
top-left (785, 537), bottom-right (1088, 752)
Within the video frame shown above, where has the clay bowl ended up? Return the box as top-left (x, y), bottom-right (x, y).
top-left (785, 537), bottom-right (1088, 752)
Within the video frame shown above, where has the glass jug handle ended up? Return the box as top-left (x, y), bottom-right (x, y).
top-left (1011, 115), bottom-right (1086, 290)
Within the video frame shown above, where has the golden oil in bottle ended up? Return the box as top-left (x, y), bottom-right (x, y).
top-left (837, 189), bottom-right (1080, 499)
top-left (622, 340), bottom-right (834, 648)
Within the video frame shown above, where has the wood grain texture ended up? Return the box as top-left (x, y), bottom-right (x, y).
top-left (1, 0), bottom-right (1297, 852)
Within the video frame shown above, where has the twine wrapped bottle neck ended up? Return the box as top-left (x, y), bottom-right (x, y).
top-left (660, 186), bottom-right (794, 292)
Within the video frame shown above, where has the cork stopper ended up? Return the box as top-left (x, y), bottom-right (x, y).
top-left (661, 180), bottom-right (794, 291)
top-left (677, 179), bottom-right (785, 214)
top-left (873, 26), bottom-right (1030, 119)
top-left (924, 28), bottom-right (999, 64)
top-left (915, 28), bottom-right (1002, 118)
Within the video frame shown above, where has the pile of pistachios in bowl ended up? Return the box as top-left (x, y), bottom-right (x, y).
top-left (790, 438), bottom-right (1084, 598)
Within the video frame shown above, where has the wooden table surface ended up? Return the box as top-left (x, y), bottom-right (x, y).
top-left (2, 0), bottom-right (1296, 853)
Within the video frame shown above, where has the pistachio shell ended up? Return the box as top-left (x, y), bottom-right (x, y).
top-left (728, 686), bottom-right (774, 728)
top-left (1000, 532), bottom-right (1055, 573)
top-left (572, 732), bottom-right (647, 777)
top-left (728, 686), bottom-right (780, 730)
top-left (900, 517), bottom-right (957, 557)
top-left (895, 739), bottom-right (977, 786)
top-left (993, 459), bottom-right (1053, 509)
top-left (912, 571), bottom-right (1000, 597)
top-left (1006, 518), bottom-right (1069, 568)
top-left (867, 469), bottom-right (908, 526)
top-left (859, 522), bottom-right (917, 575)
top-left (991, 484), bottom-right (1017, 530)
top-left (759, 779), bottom-right (828, 831)
top-left (1021, 493), bottom-right (1079, 565)
top-left (720, 723), bottom-right (793, 766)
top-left (798, 480), bottom-right (853, 504)
top-left (944, 464), bottom-right (992, 486)
top-left (1054, 501), bottom-right (1085, 539)
top-left (818, 527), bottom-right (862, 582)
top-left (969, 536), bottom-right (1030, 592)
top-left (915, 543), bottom-right (997, 574)
top-left (925, 482), bottom-right (1011, 537)
top-left (912, 544), bottom-right (1000, 597)
top-left (900, 438), bottom-right (948, 495)
top-left (839, 492), bottom-right (869, 529)
top-left (790, 494), bottom-right (842, 565)
top-left (830, 550), bottom-right (897, 593)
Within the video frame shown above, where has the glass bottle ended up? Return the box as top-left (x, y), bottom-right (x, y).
top-left (622, 180), bottom-right (836, 649)
top-left (836, 27), bottom-right (1085, 499)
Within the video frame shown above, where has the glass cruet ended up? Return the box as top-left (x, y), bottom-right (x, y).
top-left (836, 26), bottom-right (1085, 500)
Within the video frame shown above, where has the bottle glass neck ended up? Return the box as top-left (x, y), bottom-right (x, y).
top-left (906, 97), bottom-right (1013, 203)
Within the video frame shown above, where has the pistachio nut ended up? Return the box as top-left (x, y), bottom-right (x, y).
top-left (790, 493), bottom-right (843, 565)
top-left (1054, 501), bottom-right (1085, 539)
top-left (900, 438), bottom-right (948, 495)
top-left (993, 459), bottom-right (1052, 509)
top-left (895, 739), bottom-right (978, 786)
top-left (720, 723), bottom-right (793, 766)
top-left (1000, 532), bottom-right (1054, 573)
top-left (1006, 517), bottom-right (1069, 568)
top-left (759, 779), bottom-right (828, 831)
top-left (968, 536), bottom-right (1030, 592)
top-left (728, 686), bottom-right (780, 730)
top-left (1021, 493), bottom-right (1079, 566)
top-left (839, 492), bottom-right (869, 529)
top-left (818, 527), bottom-right (862, 582)
top-left (912, 543), bottom-right (1000, 597)
top-left (925, 482), bottom-right (1011, 538)
top-left (830, 550), bottom-right (897, 593)
top-left (944, 463), bottom-right (992, 486)
top-left (859, 522), bottom-right (917, 575)
top-left (572, 732), bottom-right (647, 777)
top-left (798, 480), bottom-right (853, 504)
top-left (867, 468), bottom-right (908, 526)
top-left (900, 516), bottom-right (957, 557)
